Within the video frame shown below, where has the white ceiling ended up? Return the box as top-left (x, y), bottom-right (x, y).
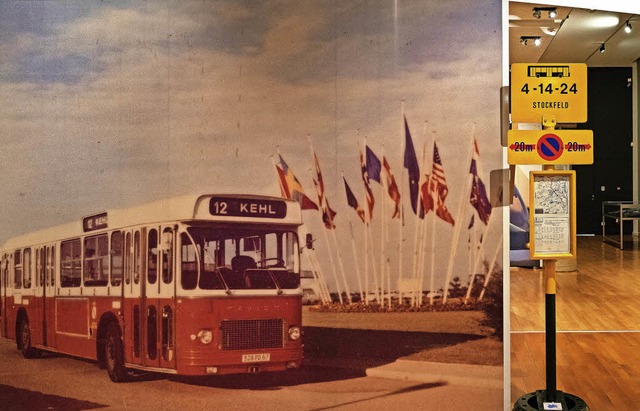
top-left (510, 2), bottom-right (640, 66)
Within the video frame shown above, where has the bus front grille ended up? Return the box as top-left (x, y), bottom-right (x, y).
top-left (220, 319), bottom-right (284, 350)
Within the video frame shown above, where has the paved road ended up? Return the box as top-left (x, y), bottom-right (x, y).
top-left (0, 338), bottom-right (502, 410)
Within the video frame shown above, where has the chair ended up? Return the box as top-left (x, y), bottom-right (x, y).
top-left (231, 255), bottom-right (257, 274)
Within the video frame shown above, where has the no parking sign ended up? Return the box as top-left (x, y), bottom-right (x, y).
top-left (507, 129), bottom-right (593, 165)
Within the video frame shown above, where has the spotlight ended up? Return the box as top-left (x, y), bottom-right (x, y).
top-left (625, 21), bottom-right (632, 33)
top-left (520, 36), bottom-right (541, 47)
top-left (599, 43), bottom-right (606, 53)
top-left (532, 7), bottom-right (557, 19)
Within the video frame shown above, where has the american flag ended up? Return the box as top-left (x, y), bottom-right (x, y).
top-left (431, 143), bottom-right (454, 225)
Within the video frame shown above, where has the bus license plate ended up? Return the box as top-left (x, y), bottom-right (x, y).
top-left (242, 353), bottom-right (270, 363)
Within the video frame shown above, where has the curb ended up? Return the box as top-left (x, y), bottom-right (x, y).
top-left (365, 359), bottom-right (503, 389)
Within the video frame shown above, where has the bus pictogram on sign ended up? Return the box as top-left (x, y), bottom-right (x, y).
top-left (528, 65), bottom-right (570, 78)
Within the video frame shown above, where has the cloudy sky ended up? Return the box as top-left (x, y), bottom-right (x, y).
top-left (0, 0), bottom-right (502, 291)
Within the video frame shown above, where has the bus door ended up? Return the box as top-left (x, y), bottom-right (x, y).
top-left (123, 229), bottom-right (144, 366)
top-left (33, 247), bottom-right (45, 347)
top-left (44, 245), bottom-right (56, 348)
top-left (143, 226), bottom-right (176, 370)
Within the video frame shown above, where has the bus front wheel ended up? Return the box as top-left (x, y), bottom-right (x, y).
top-left (105, 322), bottom-right (128, 382)
top-left (19, 319), bottom-right (40, 359)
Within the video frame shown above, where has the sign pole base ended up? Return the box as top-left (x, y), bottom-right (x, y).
top-left (513, 390), bottom-right (589, 411)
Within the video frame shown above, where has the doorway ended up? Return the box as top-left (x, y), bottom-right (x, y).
top-left (575, 67), bottom-right (633, 235)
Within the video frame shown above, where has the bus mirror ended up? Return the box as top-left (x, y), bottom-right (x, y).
top-left (305, 233), bottom-right (313, 250)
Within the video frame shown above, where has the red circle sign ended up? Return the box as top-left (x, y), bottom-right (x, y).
top-left (537, 133), bottom-right (564, 161)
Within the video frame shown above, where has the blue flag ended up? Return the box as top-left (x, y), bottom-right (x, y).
top-left (365, 145), bottom-right (381, 183)
top-left (403, 116), bottom-right (423, 217)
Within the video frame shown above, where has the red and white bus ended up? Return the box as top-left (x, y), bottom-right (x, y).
top-left (0, 194), bottom-right (305, 381)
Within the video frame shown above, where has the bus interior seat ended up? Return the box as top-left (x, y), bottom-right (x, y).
top-left (231, 255), bottom-right (257, 274)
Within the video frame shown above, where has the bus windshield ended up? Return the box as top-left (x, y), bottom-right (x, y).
top-left (180, 226), bottom-right (300, 291)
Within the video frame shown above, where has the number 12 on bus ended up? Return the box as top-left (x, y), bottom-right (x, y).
top-left (0, 194), bottom-right (307, 381)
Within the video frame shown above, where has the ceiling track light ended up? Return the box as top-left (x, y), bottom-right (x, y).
top-left (625, 21), bottom-right (632, 33)
top-left (520, 36), bottom-right (541, 47)
top-left (532, 7), bottom-right (557, 19)
top-left (599, 43), bottom-right (606, 53)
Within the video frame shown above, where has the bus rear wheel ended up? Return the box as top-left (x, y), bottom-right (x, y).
top-left (19, 319), bottom-right (40, 359)
top-left (105, 322), bottom-right (128, 382)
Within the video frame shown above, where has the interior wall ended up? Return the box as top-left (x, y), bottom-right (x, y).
top-left (635, 60), bottom-right (639, 235)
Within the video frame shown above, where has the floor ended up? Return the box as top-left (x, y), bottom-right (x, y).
top-left (510, 236), bottom-right (640, 410)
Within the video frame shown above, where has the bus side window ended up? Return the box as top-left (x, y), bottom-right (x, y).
top-left (23, 248), bottom-right (31, 289)
top-left (133, 231), bottom-right (141, 285)
top-left (61, 239), bottom-right (81, 288)
top-left (14, 250), bottom-right (22, 289)
top-left (125, 233), bottom-right (131, 285)
top-left (148, 229), bottom-right (158, 285)
top-left (110, 231), bottom-right (123, 287)
top-left (161, 228), bottom-right (173, 284)
top-left (83, 235), bottom-right (108, 287)
top-left (47, 246), bottom-right (55, 288)
top-left (180, 233), bottom-right (197, 290)
top-left (38, 248), bottom-right (45, 287)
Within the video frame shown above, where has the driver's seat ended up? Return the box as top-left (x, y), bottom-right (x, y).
top-left (231, 255), bottom-right (257, 274)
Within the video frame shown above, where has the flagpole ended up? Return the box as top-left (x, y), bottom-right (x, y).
top-left (429, 205), bottom-right (436, 305)
top-left (349, 219), bottom-right (365, 303)
top-left (479, 237), bottom-right (502, 301)
top-left (380, 145), bottom-right (389, 308)
top-left (417, 132), bottom-right (433, 306)
top-left (305, 160), bottom-right (343, 304)
top-left (308, 137), bottom-right (352, 304)
top-left (464, 138), bottom-right (494, 304)
top-left (465, 216), bottom-right (494, 304)
top-left (442, 129), bottom-right (476, 304)
top-left (320, 222), bottom-right (343, 304)
top-left (379, 147), bottom-right (385, 306)
top-left (416, 135), bottom-right (430, 307)
top-left (342, 172), bottom-right (365, 303)
top-left (367, 223), bottom-right (380, 303)
top-left (305, 246), bottom-right (330, 304)
top-left (426, 134), bottom-right (439, 305)
top-left (398, 102), bottom-right (405, 304)
top-left (313, 250), bottom-right (333, 304)
top-left (361, 139), bottom-right (380, 304)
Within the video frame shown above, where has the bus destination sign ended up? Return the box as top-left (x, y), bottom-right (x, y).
top-left (511, 63), bottom-right (587, 123)
top-left (209, 197), bottom-right (286, 219)
top-left (83, 212), bottom-right (108, 232)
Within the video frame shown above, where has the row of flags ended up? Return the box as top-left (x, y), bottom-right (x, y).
top-left (274, 116), bottom-right (492, 231)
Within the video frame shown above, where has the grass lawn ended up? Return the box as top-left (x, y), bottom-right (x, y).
top-left (302, 306), bottom-right (503, 367)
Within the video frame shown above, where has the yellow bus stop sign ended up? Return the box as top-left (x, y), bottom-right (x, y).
top-left (511, 63), bottom-right (587, 123)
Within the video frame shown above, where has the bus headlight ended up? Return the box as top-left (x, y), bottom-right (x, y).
top-left (288, 326), bottom-right (301, 341)
top-left (197, 329), bottom-right (213, 344)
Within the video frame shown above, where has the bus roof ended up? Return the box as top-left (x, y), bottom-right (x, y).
top-left (1, 194), bottom-right (301, 251)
